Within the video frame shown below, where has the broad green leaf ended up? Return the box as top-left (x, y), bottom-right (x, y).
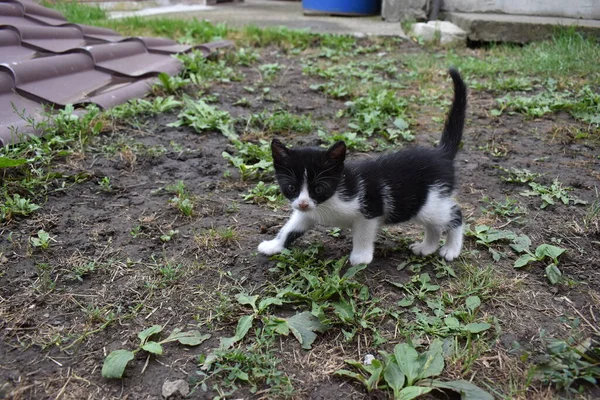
top-left (398, 296), bottom-right (415, 307)
top-left (138, 325), bottom-right (163, 345)
top-left (535, 244), bottom-right (565, 262)
top-left (333, 301), bottom-right (355, 322)
top-left (510, 234), bottom-right (531, 253)
top-left (235, 293), bottom-right (258, 313)
top-left (393, 117), bottom-right (409, 130)
top-left (417, 339), bottom-right (444, 380)
top-left (394, 343), bottom-right (420, 386)
top-left (428, 379), bottom-right (494, 400)
top-left (464, 322), bottom-right (491, 333)
top-left (164, 328), bottom-right (211, 346)
top-left (102, 349), bottom-right (135, 379)
top-left (220, 315), bottom-right (254, 349)
top-left (397, 386), bottom-right (432, 400)
top-left (287, 311), bottom-right (327, 350)
top-left (335, 369), bottom-right (367, 386)
top-left (266, 316), bottom-right (290, 335)
top-left (142, 341), bottom-right (163, 355)
top-left (364, 359), bottom-right (384, 392)
top-left (342, 262), bottom-right (367, 279)
top-left (444, 316), bottom-right (460, 329)
top-left (383, 361), bottom-right (405, 399)
top-left (0, 157), bottom-right (27, 168)
top-left (545, 264), bottom-right (562, 285)
top-left (513, 254), bottom-right (537, 268)
top-left (258, 297), bottom-right (283, 312)
top-left (465, 296), bottom-right (481, 313)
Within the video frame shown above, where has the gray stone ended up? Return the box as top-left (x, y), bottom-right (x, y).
top-left (446, 12), bottom-right (600, 43)
top-left (411, 21), bottom-right (466, 45)
top-left (382, 0), bottom-right (430, 23)
top-left (162, 379), bottom-right (190, 399)
top-left (442, 0), bottom-right (600, 20)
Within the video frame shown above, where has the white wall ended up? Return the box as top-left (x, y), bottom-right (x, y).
top-left (443, 0), bottom-right (600, 20)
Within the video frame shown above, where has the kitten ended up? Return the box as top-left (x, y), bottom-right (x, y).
top-left (258, 68), bottom-right (467, 266)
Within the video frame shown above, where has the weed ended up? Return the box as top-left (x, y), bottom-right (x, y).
top-left (160, 229), bottom-right (179, 242)
top-left (195, 227), bottom-right (239, 249)
top-left (98, 176), bottom-right (112, 192)
top-left (67, 261), bottom-right (98, 282)
top-left (242, 181), bottom-right (284, 207)
top-left (336, 339), bottom-right (493, 399)
top-left (499, 167), bottom-right (541, 184)
top-left (155, 72), bottom-right (189, 94)
top-left (318, 130), bottom-right (372, 152)
top-left (466, 224), bottom-right (518, 261)
top-left (535, 322), bottom-right (600, 393)
top-left (258, 63), bottom-right (283, 81)
top-left (510, 234), bottom-right (566, 284)
top-left (481, 196), bottom-right (527, 220)
top-left (34, 263), bottom-right (56, 292)
top-left (110, 96), bottom-right (182, 121)
top-left (0, 193), bottom-right (40, 221)
top-left (102, 325), bottom-right (210, 379)
top-left (178, 51), bottom-right (243, 85)
top-left (520, 179), bottom-right (587, 209)
top-left (165, 181), bottom-right (195, 216)
top-left (168, 96), bottom-right (233, 137)
top-left (222, 138), bottom-right (273, 180)
top-left (343, 89), bottom-right (409, 137)
top-left (30, 229), bottom-right (53, 250)
top-left (246, 110), bottom-right (314, 135)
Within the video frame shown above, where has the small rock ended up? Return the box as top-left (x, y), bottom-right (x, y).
top-left (363, 354), bottom-right (376, 365)
top-left (411, 21), bottom-right (466, 45)
top-left (162, 379), bottom-right (189, 399)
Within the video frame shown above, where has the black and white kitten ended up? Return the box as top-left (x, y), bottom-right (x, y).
top-left (258, 68), bottom-right (467, 266)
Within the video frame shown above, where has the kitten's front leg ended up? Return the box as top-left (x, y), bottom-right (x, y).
top-left (349, 217), bottom-right (380, 266)
top-left (258, 211), bottom-right (315, 255)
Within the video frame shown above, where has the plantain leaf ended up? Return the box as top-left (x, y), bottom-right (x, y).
top-left (102, 349), bottom-right (135, 379)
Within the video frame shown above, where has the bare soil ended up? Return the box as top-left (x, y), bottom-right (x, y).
top-left (1, 39), bottom-right (599, 399)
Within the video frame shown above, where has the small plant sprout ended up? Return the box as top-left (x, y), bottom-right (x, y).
top-left (510, 235), bottom-right (566, 284)
top-left (160, 229), bottom-right (179, 242)
top-left (336, 340), bottom-right (493, 399)
top-left (165, 181), bottom-right (195, 216)
top-left (1, 194), bottom-right (41, 221)
top-left (30, 230), bottom-right (54, 250)
top-left (102, 325), bottom-right (210, 379)
top-left (98, 176), bottom-right (112, 192)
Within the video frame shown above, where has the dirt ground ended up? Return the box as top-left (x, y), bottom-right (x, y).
top-left (1, 38), bottom-right (599, 399)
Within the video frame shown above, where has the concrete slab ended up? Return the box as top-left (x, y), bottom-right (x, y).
top-left (120, 0), bottom-right (407, 37)
top-left (446, 12), bottom-right (600, 43)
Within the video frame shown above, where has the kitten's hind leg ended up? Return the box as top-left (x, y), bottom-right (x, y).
top-left (258, 211), bottom-right (314, 255)
top-left (410, 224), bottom-right (442, 257)
top-left (439, 205), bottom-right (463, 261)
top-left (349, 217), bottom-right (380, 266)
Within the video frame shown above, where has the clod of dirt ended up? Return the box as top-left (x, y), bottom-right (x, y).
top-left (161, 379), bottom-right (189, 399)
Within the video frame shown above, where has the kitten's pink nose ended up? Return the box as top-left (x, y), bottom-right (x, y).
top-left (298, 201), bottom-right (309, 210)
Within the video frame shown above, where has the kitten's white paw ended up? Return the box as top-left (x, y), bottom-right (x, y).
top-left (410, 242), bottom-right (438, 257)
top-left (439, 245), bottom-right (461, 261)
top-left (350, 250), bottom-right (373, 266)
top-left (258, 239), bottom-right (283, 255)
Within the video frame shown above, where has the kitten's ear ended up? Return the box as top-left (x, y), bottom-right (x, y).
top-left (271, 139), bottom-right (290, 164)
top-left (327, 141), bottom-right (346, 163)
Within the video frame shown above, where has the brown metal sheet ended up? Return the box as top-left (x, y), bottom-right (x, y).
top-left (81, 41), bottom-right (182, 77)
top-left (132, 37), bottom-right (193, 54)
top-left (0, 27), bottom-right (37, 63)
top-left (0, 1), bottom-right (25, 18)
top-left (72, 24), bottom-right (124, 42)
top-left (17, 0), bottom-right (68, 26)
top-left (0, 69), bottom-right (44, 146)
top-left (6, 53), bottom-right (116, 106)
top-left (11, 24), bottom-right (86, 53)
top-left (87, 77), bottom-right (156, 110)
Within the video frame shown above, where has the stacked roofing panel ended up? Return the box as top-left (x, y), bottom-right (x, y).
top-left (0, 0), bottom-right (232, 146)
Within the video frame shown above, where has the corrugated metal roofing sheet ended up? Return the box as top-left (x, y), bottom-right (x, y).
top-left (0, 0), bottom-right (233, 147)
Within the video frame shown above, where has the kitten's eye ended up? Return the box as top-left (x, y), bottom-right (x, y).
top-left (287, 184), bottom-right (296, 192)
top-left (315, 186), bottom-right (324, 195)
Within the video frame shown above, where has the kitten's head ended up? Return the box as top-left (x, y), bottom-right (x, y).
top-left (271, 139), bottom-right (346, 212)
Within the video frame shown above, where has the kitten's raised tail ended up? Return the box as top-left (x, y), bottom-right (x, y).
top-left (439, 68), bottom-right (467, 160)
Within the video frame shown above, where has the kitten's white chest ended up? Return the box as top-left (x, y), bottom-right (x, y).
top-left (309, 194), bottom-right (361, 228)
